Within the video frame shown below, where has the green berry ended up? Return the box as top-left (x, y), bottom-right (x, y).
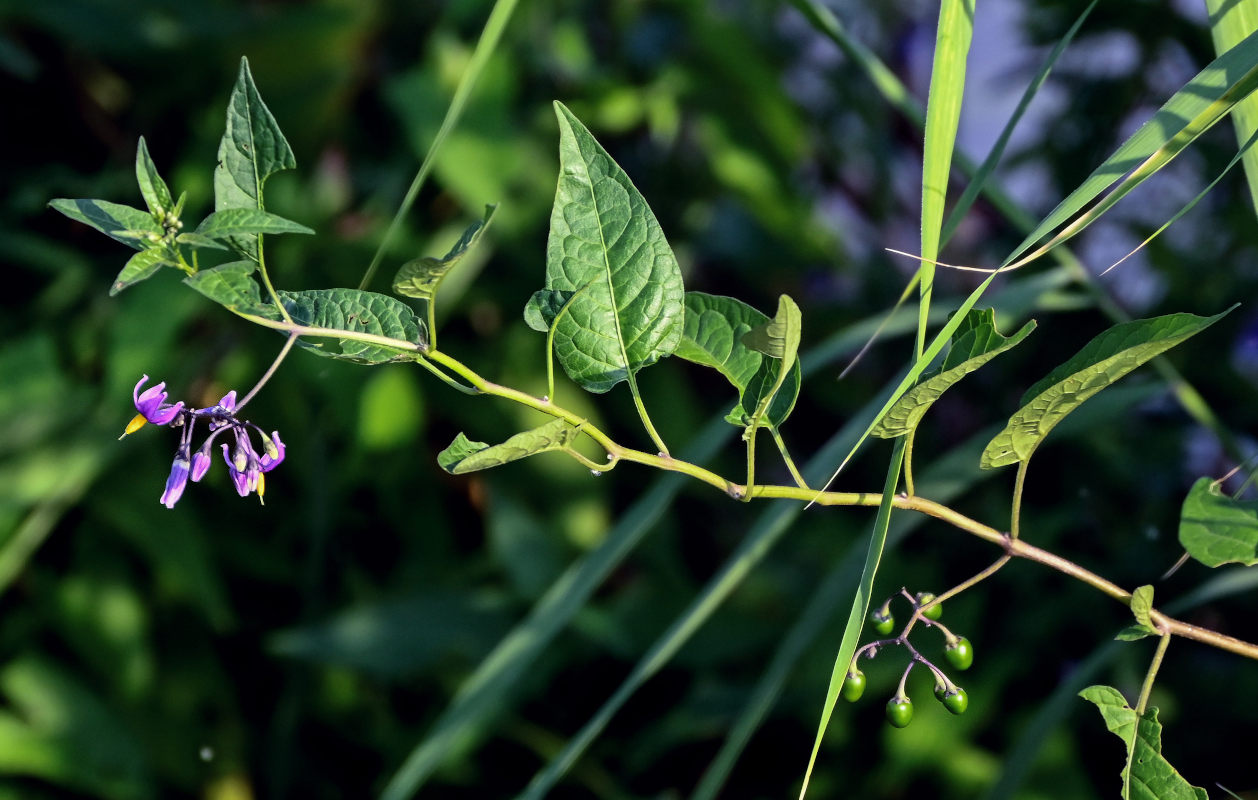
top-left (885, 697), bottom-right (914, 728)
top-left (915, 592), bottom-right (942, 621)
top-left (945, 636), bottom-right (974, 671)
top-left (841, 670), bottom-right (866, 702)
top-left (935, 685), bottom-right (968, 715)
top-left (870, 609), bottom-right (895, 636)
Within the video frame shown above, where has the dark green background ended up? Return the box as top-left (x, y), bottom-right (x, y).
top-left (2, 1), bottom-right (1256, 797)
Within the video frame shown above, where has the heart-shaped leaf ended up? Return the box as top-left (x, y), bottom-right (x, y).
top-left (1178, 476), bottom-right (1258, 567)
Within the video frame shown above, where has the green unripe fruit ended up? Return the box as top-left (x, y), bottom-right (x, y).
top-left (841, 670), bottom-right (866, 702)
top-left (915, 592), bottom-right (942, 621)
top-left (945, 636), bottom-right (974, 671)
top-left (935, 685), bottom-right (969, 715)
top-left (885, 697), bottom-right (914, 728)
top-left (870, 609), bottom-right (895, 636)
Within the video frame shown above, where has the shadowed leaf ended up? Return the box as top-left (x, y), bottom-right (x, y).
top-left (393, 204), bottom-right (497, 300)
top-left (48, 198), bottom-right (159, 250)
top-left (437, 419), bottom-right (581, 474)
top-left (1179, 477), bottom-right (1258, 567)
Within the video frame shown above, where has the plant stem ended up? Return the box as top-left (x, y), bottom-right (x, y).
top-left (236, 332), bottom-right (298, 412)
top-left (744, 427), bottom-right (758, 501)
top-left (770, 428), bottom-right (810, 490)
top-left (1136, 633), bottom-right (1171, 715)
top-left (1011, 458), bottom-right (1029, 539)
top-left (904, 429), bottom-right (917, 496)
top-left (627, 376), bottom-right (669, 456)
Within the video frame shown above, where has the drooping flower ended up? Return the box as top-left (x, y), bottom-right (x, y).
top-left (130, 375), bottom-right (185, 427)
top-left (122, 375), bottom-right (285, 508)
top-left (160, 448), bottom-right (191, 508)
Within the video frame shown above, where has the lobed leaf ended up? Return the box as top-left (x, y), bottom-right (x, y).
top-left (873, 308), bottom-right (1035, 438)
top-left (522, 101), bottom-right (684, 394)
top-left (183, 261), bottom-right (272, 316)
top-left (674, 292), bottom-right (801, 430)
top-left (393, 204), bottom-right (498, 300)
top-left (110, 248), bottom-right (177, 297)
top-left (981, 310), bottom-right (1232, 469)
top-left (48, 198), bottom-right (159, 250)
top-left (213, 56), bottom-right (297, 260)
top-left (135, 136), bottom-right (173, 217)
top-left (436, 419), bottom-right (581, 474)
top-left (278, 288), bottom-right (427, 364)
top-left (1079, 685), bottom-right (1208, 800)
top-left (1178, 476), bottom-right (1258, 567)
top-left (196, 208), bottom-right (314, 239)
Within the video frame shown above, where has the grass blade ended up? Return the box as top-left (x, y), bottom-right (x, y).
top-left (1205, 0), bottom-right (1258, 212)
top-left (358, 0), bottom-right (520, 291)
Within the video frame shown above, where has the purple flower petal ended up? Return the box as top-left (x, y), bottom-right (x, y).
top-left (261, 431), bottom-right (285, 472)
top-left (160, 454), bottom-right (191, 508)
top-left (190, 446), bottom-right (212, 482)
top-left (222, 443), bottom-right (251, 496)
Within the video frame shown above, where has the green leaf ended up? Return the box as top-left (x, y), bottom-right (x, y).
top-left (1178, 476), bottom-right (1258, 567)
top-left (174, 232), bottom-right (229, 251)
top-left (522, 101), bottom-right (684, 394)
top-left (741, 295), bottom-right (802, 361)
top-left (522, 288), bottom-right (575, 333)
top-left (48, 198), bottom-right (160, 249)
top-left (1079, 685), bottom-right (1208, 800)
top-left (393, 204), bottom-right (497, 300)
top-left (213, 56), bottom-right (297, 260)
top-left (135, 136), bottom-right (173, 217)
top-left (873, 308), bottom-right (1035, 438)
top-left (183, 261), bottom-right (272, 316)
top-left (110, 248), bottom-right (176, 297)
top-left (981, 310), bottom-right (1232, 469)
top-left (196, 208), bottom-right (314, 238)
top-left (674, 292), bottom-right (801, 430)
top-left (278, 288), bottom-right (427, 364)
top-left (1130, 585), bottom-right (1155, 630)
top-left (1114, 625), bottom-right (1156, 642)
top-left (1206, 0), bottom-right (1258, 213)
top-left (436, 419), bottom-right (581, 474)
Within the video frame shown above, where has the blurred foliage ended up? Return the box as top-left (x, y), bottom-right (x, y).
top-left (2, 0), bottom-right (1257, 798)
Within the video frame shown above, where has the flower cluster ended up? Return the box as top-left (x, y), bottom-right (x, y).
top-left (124, 375), bottom-right (285, 508)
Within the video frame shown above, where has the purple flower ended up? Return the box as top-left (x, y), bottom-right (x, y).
top-left (132, 375), bottom-right (185, 426)
top-left (260, 431), bottom-right (285, 472)
top-left (222, 442), bottom-right (254, 497)
top-left (160, 450), bottom-right (191, 508)
top-left (190, 441), bottom-right (213, 482)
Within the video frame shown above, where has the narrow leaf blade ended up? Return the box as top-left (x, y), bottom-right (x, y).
top-left (1178, 476), bottom-right (1258, 567)
top-left (48, 198), bottom-right (159, 249)
top-left (135, 136), bottom-right (173, 216)
top-left (981, 309), bottom-right (1232, 468)
top-left (528, 102), bottom-right (684, 393)
top-left (111, 248), bottom-right (175, 296)
top-left (393, 204), bottom-right (497, 300)
top-left (196, 208), bottom-right (314, 238)
top-left (874, 309), bottom-right (1035, 438)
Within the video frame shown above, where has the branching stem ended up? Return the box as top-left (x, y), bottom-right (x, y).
top-left (1137, 633), bottom-right (1172, 715)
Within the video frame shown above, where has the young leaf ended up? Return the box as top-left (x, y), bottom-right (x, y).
top-left (277, 288), bottom-right (428, 364)
top-left (111, 248), bottom-right (177, 296)
top-left (174, 232), bottom-right (230, 251)
top-left (214, 56), bottom-right (297, 260)
top-left (523, 288), bottom-right (576, 333)
top-left (674, 292), bottom-right (801, 430)
top-left (1114, 625), bottom-right (1155, 642)
top-left (1178, 476), bottom-right (1258, 567)
top-left (196, 208), bottom-right (314, 238)
top-left (48, 198), bottom-right (160, 249)
top-left (981, 309), bottom-right (1232, 469)
top-left (1079, 685), bottom-right (1208, 800)
top-left (183, 261), bottom-right (271, 316)
top-left (437, 432), bottom-right (490, 473)
top-left (873, 308), bottom-right (1035, 438)
top-left (522, 101), bottom-right (684, 394)
top-left (436, 419), bottom-right (581, 474)
top-left (393, 204), bottom-right (498, 300)
top-left (1130, 585), bottom-right (1154, 630)
top-left (741, 295), bottom-right (802, 431)
top-left (135, 136), bottom-right (173, 217)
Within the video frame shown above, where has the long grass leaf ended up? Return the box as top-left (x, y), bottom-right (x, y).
top-left (917, 0), bottom-right (975, 354)
top-left (358, 0), bottom-right (520, 291)
top-left (1205, 0), bottom-right (1258, 212)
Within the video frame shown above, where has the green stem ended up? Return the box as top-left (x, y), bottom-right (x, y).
top-left (627, 375), bottom-right (669, 456)
top-left (904, 429), bottom-right (917, 496)
top-left (770, 428), bottom-right (810, 490)
top-left (1011, 458), bottom-right (1029, 539)
top-left (744, 427), bottom-right (758, 501)
top-left (256, 246), bottom-right (293, 325)
top-left (1136, 633), bottom-right (1171, 715)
